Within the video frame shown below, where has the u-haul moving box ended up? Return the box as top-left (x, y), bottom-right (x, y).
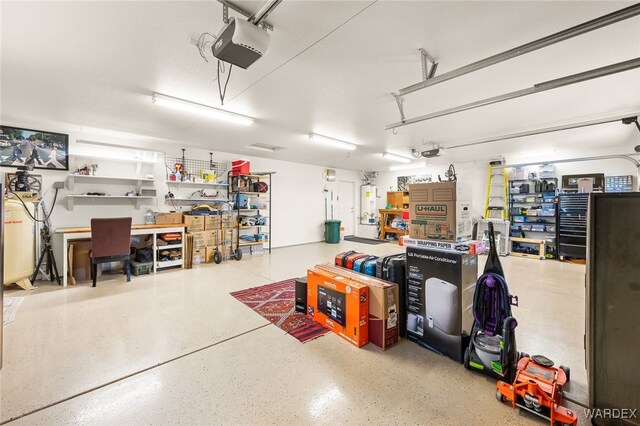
top-left (409, 182), bottom-right (472, 242)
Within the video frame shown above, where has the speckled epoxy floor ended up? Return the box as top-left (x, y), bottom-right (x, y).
top-left (1, 241), bottom-right (588, 425)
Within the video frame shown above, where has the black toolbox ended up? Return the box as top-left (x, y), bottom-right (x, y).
top-left (376, 253), bottom-right (407, 337)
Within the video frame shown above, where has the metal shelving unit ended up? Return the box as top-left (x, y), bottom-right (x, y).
top-left (508, 178), bottom-right (558, 258)
top-left (228, 172), bottom-right (272, 255)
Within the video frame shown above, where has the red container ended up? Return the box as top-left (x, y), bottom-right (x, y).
top-left (402, 211), bottom-right (409, 220)
top-left (232, 160), bottom-right (250, 176)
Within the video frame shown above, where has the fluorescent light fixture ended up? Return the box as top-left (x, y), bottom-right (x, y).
top-left (152, 93), bottom-right (254, 126)
top-left (382, 152), bottom-right (411, 163)
top-left (389, 162), bottom-right (427, 171)
top-left (247, 143), bottom-right (285, 152)
top-left (308, 133), bottom-right (357, 151)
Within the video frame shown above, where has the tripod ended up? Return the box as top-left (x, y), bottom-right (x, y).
top-left (31, 219), bottom-right (61, 285)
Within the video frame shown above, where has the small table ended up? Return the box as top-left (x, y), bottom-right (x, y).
top-left (56, 224), bottom-right (186, 287)
top-left (378, 209), bottom-right (409, 240)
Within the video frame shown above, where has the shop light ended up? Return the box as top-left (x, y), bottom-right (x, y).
top-left (382, 152), bottom-right (411, 163)
top-left (152, 93), bottom-right (254, 126)
top-left (389, 162), bottom-right (427, 171)
top-left (308, 133), bottom-right (357, 151)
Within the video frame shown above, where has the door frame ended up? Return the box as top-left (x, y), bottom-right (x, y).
top-left (337, 179), bottom-right (356, 236)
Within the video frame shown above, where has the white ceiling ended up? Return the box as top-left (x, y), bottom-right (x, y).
top-left (1, 1), bottom-right (639, 171)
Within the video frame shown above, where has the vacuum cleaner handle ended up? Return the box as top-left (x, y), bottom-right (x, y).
top-left (500, 316), bottom-right (518, 366)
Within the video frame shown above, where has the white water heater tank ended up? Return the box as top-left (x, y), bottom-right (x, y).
top-left (360, 184), bottom-right (378, 225)
top-left (3, 199), bottom-right (35, 288)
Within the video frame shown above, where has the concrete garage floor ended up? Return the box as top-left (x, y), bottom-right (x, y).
top-left (1, 241), bottom-right (588, 425)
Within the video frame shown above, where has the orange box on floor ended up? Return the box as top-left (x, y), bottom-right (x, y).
top-left (314, 263), bottom-right (399, 350)
top-left (307, 266), bottom-right (369, 348)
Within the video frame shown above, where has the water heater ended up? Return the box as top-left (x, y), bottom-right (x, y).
top-left (360, 184), bottom-right (378, 225)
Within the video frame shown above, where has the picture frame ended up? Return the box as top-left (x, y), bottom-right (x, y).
top-left (0, 125), bottom-right (69, 170)
top-left (398, 174), bottom-right (432, 191)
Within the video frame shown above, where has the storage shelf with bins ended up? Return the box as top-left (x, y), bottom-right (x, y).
top-left (228, 172), bottom-right (272, 255)
top-left (66, 174), bottom-right (156, 211)
top-left (508, 178), bottom-right (558, 259)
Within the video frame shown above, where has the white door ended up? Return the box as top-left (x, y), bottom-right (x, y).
top-left (338, 180), bottom-right (355, 236)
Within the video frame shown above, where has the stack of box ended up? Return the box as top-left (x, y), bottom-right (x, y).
top-left (183, 214), bottom-right (235, 264)
top-left (408, 181), bottom-right (472, 242)
top-left (315, 264), bottom-right (399, 350)
top-left (307, 266), bottom-right (370, 348)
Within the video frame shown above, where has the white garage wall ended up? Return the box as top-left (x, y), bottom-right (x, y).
top-left (3, 125), bottom-right (363, 267)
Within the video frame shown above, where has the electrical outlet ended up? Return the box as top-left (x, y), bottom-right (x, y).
top-left (53, 181), bottom-right (65, 189)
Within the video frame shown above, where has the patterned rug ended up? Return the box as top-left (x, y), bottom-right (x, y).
top-left (230, 279), bottom-right (329, 343)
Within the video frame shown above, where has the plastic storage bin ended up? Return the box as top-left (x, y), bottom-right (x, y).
top-left (130, 260), bottom-right (153, 276)
top-left (324, 220), bottom-right (341, 244)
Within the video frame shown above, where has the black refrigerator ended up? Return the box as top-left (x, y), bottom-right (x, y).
top-left (586, 192), bottom-right (640, 425)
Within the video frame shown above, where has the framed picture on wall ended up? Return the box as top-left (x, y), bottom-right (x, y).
top-left (0, 125), bottom-right (69, 170)
top-left (397, 174), bottom-right (432, 191)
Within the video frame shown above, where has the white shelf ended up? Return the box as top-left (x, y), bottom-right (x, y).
top-left (154, 243), bottom-right (183, 250)
top-left (155, 259), bottom-right (183, 269)
top-left (166, 180), bottom-right (228, 187)
top-left (239, 241), bottom-right (265, 246)
top-left (67, 174), bottom-right (155, 191)
top-left (66, 195), bottom-right (155, 211)
top-left (165, 198), bottom-right (228, 203)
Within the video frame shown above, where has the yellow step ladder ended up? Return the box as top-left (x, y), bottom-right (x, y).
top-left (484, 160), bottom-right (507, 220)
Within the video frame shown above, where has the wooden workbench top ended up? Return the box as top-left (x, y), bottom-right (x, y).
top-left (56, 223), bottom-right (186, 234)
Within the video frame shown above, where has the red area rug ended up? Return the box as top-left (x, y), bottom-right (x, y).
top-left (230, 279), bottom-right (329, 343)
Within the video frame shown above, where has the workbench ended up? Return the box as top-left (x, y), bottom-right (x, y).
top-left (56, 223), bottom-right (186, 287)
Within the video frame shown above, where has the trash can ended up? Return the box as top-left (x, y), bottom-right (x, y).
top-left (324, 220), bottom-right (341, 244)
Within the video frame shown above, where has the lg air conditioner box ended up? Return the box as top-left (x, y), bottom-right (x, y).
top-left (426, 278), bottom-right (459, 335)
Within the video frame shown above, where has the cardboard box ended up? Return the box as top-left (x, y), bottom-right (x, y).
top-left (400, 236), bottom-right (485, 255)
top-left (315, 264), bottom-right (399, 350)
top-left (204, 215), bottom-right (229, 230)
top-left (307, 266), bottom-right (369, 348)
top-left (183, 214), bottom-right (205, 232)
top-left (192, 248), bottom-right (206, 264)
top-left (189, 230), bottom-right (216, 248)
top-left (155, 212), bottom-right (183, 225)
top-left (405, 247), bottom-right (478, 362)
top-left (408, 182), bottom-right (472, 242)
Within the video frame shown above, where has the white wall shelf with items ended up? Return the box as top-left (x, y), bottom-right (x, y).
top-left (166, 180), bottom-right (228, 188)
top-left (67, 174), bottom-right (155, 191)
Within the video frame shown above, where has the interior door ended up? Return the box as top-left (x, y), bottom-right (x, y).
top-left (338, 180), bottom-right (355, 236)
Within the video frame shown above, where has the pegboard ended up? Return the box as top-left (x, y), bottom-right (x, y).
top-left (165, 153), bottom-right (228, 181)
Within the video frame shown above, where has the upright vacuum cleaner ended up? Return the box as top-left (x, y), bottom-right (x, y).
top-left (464, 222), bottom-right (521, 381)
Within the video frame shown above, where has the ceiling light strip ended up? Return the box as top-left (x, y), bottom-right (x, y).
top-left (382, 152), bottom-right (411, 163)
top-left (152, 93), bottom-right (254, 126)
top-left (308, 133), bottom-right (357, 151)
top-left (247, 145), bottom-right (276, 152)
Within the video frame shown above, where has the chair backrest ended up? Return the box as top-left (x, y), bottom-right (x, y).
top-left (90, 217), bottom-right (132, 258)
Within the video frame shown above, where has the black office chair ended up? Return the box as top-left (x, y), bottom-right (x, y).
top-left (89, 217), bottom-right (132, 287)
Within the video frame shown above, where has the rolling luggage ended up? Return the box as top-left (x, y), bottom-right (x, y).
top-left (376, 253), bottom-right (407, 336)
top-left (335, 251), bottom-right (358, 267)
top-left (353, 255), bottom-right (378, 275)
top-left (345, 253), bottom-right (369, 270)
